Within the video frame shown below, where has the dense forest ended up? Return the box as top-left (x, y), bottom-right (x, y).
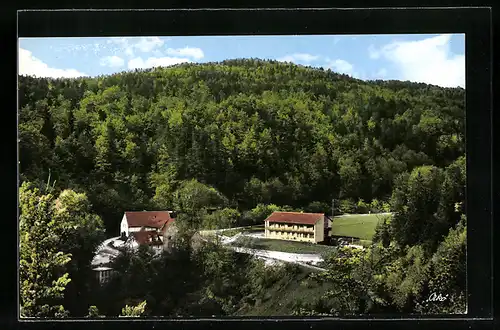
top-left (18, 59), bottom-right (466, 317)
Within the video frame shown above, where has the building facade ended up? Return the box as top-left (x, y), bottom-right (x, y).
top-left (120, 211), bottom-right (176, 238)
top-left (93, 266), bottom-right (114, 285)
top-left (264, 212), bottom-right (330, 244)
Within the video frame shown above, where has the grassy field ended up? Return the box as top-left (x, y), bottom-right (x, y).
top-left (231, 237), bottom-right (336, 254)
top-left (330, 213), bottom-right (391, 241)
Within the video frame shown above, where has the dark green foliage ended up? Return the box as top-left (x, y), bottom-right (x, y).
top-left (390, 159), bottom-right (465, 253)
top-left (18, 59), bottom-right (465, 317)
top-left (19, 182), bottom-right (105, 318)
top-left (19, 60), bottom-right (464, 228)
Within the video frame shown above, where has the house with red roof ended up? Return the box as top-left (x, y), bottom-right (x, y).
top-left (264, 211), bottom-right (331, 244)
top-left (120, 211), bottom-right (176, 250)
top-left (91, 211), bottom-right (176, 284)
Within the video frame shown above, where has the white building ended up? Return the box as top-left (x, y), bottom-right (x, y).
top-left (92, 211), bottom-right (176, 283)
top-left (120, 211), bottom-right (176, 239)
top-left (264, 212), bottom-right (331, 244)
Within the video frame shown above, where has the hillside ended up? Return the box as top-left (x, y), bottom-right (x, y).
top-left (18, 59), bottom-right (467, 317)
top-left (235, 266), bottom-right (332, 316)
top-left (18, 59), bottom-right (465, 234)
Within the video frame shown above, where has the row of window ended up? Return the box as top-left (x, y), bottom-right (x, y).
top-left (97, 270), bottom-right (113, 284)
top-left (266, 225), bottom-right (314, 232)
top-left (268, 231), bottom-right (314, 239)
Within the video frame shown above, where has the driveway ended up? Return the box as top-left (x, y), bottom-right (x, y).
top-left (230, 246), bottom-right (323, 264)
top-left (241, 232), bottom-right (265, 239)
top-left (92, 236), bottom-right (122, 267)
top-left (229, 246), bottom-right (326, 271)
top-left (201, 231), bottom-right (327, 270)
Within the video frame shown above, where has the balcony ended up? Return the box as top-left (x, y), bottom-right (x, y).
top-left (267, 231), bottom-right (314, 240)
top-left (265, 226), bottom-right (314, 233)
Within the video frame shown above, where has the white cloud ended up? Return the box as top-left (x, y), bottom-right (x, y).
top-left (127, 56), bottom-right (191, 70)
top-left (107, 37), bottom-right (128, 46)
top-left (125, 47), bottom-right (135, 57)
top-left (51, 42), bottom-right (105, 57)
top-left (152, 49), bottom-right (164, 57)
top-left (106, 37), bottom-right (134, 57)
top-left (106, 37), bottom-right (165, 58)
top-left (18, 48), bottom-right (88, 78)
top-left (165, 47), bottom-right (204, 60)
top-left (370, 34), bottom-right (465, 88)
top-left (135, 37), bottom-right (164, 53)
top-left (326, 59), bottom-right (354, 75)
top-left (99, 55), bottom-right (125, 68)
top-left (277, 53), bottom-right (320, 64)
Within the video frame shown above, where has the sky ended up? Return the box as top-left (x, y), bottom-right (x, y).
top-left (18, 34), bottom-right (465, 88)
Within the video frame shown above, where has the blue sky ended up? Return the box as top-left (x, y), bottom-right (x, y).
top-left (19, 34), bottom-right (465, 88)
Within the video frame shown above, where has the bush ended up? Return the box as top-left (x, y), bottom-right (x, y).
top-left (305, 201), bottom-right (331, 214)
top-left (120, 300), bottom-right (147, 317)
top-left (369, 198), bottom-right (382, 213)
top-left (86, 305), bottom-right (102, 318)
top-left (284, 263), bottom-right (301, 275)
top-left (382, 202), bottom-right (391, 212)
top-left (241, 204), bottom-right (281, 226)
top-left (235, 236), bottom-right (258, 249)
top-left (339, 199), bottom-right (356, 214)
top-left (372, 216), bottom-right (392, 247)
top-left (280, 205), bottom-right (302, 212)
top-left (300, 279), bottom-right (316, 289)
top-left (239, 211), bottom-right (257, 226)
top-left (356, 199), bottom-right (369, 214)
top-left (202, 208), bottom-right (241, 230)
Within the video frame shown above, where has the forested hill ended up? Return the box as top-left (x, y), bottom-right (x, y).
top-left (18, 58), bottom-right (465, 234)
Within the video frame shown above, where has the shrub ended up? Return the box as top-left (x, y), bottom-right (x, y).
top-left (372, 217), bottom-right (391, 248)
top-left (382, 202), bottom-right (391, 212)
top-left (86, 306), bottom-right (102, 318)
top-left (305, 201), bottom-right (330, 214)
top-left (236, 236), bottom-right (258, 249)
top-left (279, 205), bottom-right (299, 212)
top-left (356, 199), bottom-right (369, 214)
top-left (120, 300), bottom-right (147, 317)
top-left (202, 208), bottom-right (240, 230)
top-left (284, 263), bottom-right (301, 275)
top-left (300, 279), bottom-right (316, 289)
top-left (339, 199), bottom-right (356, 214)
top-left (370, 198), bottom-right (382, 213)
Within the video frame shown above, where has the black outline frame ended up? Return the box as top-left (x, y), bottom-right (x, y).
top-left (10, 6), bottom-right (493, 330)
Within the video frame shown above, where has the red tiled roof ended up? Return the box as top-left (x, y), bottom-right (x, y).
top-left (265, 212), bottom-right (324, 225)
top-left (125, 211), bottom-right (175, 229)
top-left (131, 230), bottom-right (164, 246)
